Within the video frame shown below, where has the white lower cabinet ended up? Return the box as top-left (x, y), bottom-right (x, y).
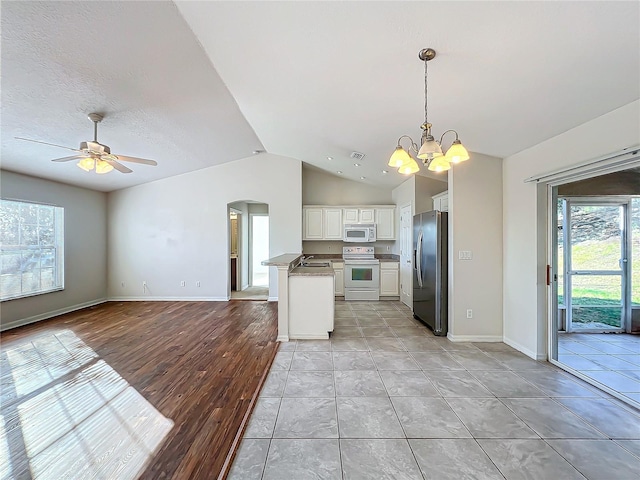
top-left (332, 261), bottom-right (344, 296)
top-left (380, 262), bottom-right (399, 296)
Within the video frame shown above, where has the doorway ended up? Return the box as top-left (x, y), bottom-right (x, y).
top-left (399, 204), bottom-right (413, 308)
top-left (250, 214), bottom-right (269, 287)
top-left (228, 201), bottom-right (269, 301)
top-left (558, 198), bottom-right (630, 333)
top-left (548, 166), bottom-right (640, 407)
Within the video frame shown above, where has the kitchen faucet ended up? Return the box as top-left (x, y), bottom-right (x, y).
top-left (300, 255), bottom-right (314, 265)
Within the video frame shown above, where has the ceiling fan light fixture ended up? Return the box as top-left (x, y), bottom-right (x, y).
top-left (77, 157), bottom-right (95, 172)
top-left (95, 159), bottom-right (114, 174)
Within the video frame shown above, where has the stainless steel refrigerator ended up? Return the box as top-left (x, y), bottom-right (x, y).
top-left (413, 210), bottom-right (448, 336)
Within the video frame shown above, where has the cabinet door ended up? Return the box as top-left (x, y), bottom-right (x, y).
top-left (303, 208), bottom-right (323, 240)
top-left (359, 209), bottom-right (375, 223)
top-left (324, 208), bottom-right (343, 240)
top-left (343, 208), bottom-right (359, 224)
top-left (380, 268), bottom-right (399, 296)
top-left (375, 207), bottom-right (395, 240)
top-left (333, 266), bottom-right (344, 296)
top-left (439, 195), bottom-right (449, 212)
top-left (432, 191), bottom-right (448, 212)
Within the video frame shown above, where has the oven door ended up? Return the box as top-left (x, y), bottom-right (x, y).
top-left (344, 262), bottom-right (380, 288)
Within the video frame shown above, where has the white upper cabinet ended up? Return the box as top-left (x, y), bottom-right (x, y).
top-left (324, 208), bottom-right (343, 240)
top-left (375, 207), bottom-right (396, 240)
top-left (303, 205), bottom-right (396, 241)
top-left (343, 208), bottom-right (359, 224)
top-left (359, 208), bottom-right (375, 223)
top-left (432, 191), bottom-right (449, 212)
top-left (303, 207), bottom-right (324, 240)
top-left (343, 208), bottom-right (375, 224)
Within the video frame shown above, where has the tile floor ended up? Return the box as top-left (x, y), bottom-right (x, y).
top-left (229, 301), bottom-right (640, 480)
top-left (558, 333), bottom-right (640, 405)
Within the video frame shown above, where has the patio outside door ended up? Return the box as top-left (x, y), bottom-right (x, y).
top-left (562, 199), bottom-right (630, 333)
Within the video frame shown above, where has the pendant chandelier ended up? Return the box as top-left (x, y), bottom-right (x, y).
top-left (389, 48), bottom-right (470, 175)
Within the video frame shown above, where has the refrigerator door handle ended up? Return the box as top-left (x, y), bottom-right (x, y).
top-left (416, 230), bottom-right (423, 288)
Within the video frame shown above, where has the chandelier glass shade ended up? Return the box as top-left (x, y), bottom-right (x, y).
top-left (389, 48), bottom-right (469, 175)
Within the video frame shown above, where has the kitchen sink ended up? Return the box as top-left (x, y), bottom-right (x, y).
top-left (301, 261), bottom-right (331, 267)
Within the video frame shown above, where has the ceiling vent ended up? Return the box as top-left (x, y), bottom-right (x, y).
top-left (350, 151), bottom-right (366, 161)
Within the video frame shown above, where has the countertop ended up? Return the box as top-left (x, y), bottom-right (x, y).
top-left (299, 254), bottom-right (400, 263)
top-left (289, 265), bottom-right (335, 276)
top-left (261, 254), bottom-right (301, 267)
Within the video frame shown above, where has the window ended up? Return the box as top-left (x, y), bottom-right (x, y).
top-left (0, 199), bottom-right (64, 301)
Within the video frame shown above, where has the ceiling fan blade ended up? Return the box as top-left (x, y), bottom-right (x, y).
top-left (51, 155), bottom-right (86, 162)
top-left (15, 137), bottom-right (81, 152)
top-left (105, 159), bottom-right (133, 174)
top-left (113, 155), bottom-right (158, 166)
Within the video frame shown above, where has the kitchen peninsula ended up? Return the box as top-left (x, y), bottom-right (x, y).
top-left (262, 254), bottom-right (335, 341)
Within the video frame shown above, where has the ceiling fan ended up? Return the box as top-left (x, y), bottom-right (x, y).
top-left (16, 113), bottom-right (158, 174)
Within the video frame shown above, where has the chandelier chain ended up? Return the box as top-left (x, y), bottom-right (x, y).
top-left (424, 56), bottom-right (428, 125)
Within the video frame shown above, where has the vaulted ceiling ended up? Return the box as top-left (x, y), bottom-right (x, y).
top-left (2, 1), bottom-right (639, 192)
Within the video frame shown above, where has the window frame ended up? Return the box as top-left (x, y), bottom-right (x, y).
top-left (0, 198), bottom-right (65, 301)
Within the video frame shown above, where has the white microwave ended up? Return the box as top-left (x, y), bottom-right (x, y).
top-left (343, 224), bottom-right (377, 243)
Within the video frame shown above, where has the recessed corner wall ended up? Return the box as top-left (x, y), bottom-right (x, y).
top-left (503, 100), bottom-right (640, 359)
top-left (0, 170), bottom-right (108, 330)
top-left (448, 154), bottom-right (503, 341)
top-left (107, 154), bottom-right (302, 301)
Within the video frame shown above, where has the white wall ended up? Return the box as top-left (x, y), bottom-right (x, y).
top-left (303, 165), bottom-right (393, 205)
top-left (448, 154), bottom-right (503, 341)
top-left (391, 175), bottom-right (448, 255)
top-left (107, 153), bottom-right (302, 301)
top-left (0, 171), bottom-right (107, 329)
top-left (415, 175), bottom-right (448, 214)
top-left (503, 100), bottom-right (640, 359)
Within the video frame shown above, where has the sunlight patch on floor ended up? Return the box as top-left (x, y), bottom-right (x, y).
top-left (0, 330), bottom-right (173, 479)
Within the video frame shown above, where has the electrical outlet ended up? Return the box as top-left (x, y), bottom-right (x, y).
top-left (466, 309), bottom-right (473, 319)
top-left (196, 281), bottom-right (201, 287)
top-left (386, 245), bottom-right (390, 251)
top-left (180, 281), bottom-right (186, 287)
top-left (459, 250), bottom-right (473, 260)
top-left (121, 281), bottom-right (125, 287)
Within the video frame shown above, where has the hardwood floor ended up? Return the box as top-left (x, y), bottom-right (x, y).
top-left (0, 301), bottom-right (279, 480)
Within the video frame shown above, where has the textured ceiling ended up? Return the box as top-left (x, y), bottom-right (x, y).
top-left (1, 1), bottom-right (639, 193)
top-left (1, 1), bottom-right (263, 192)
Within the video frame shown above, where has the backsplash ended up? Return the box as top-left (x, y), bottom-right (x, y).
top-left (302, 240), bottom-right (396, 255)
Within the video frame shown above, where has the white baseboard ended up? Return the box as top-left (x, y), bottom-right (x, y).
top-left (268, 296), bottom-right (278, 302)
top-left (1, 298), bottom-right (107, 332)
top-left (503, 336), bottom-right (546, 360)
top-left (108, 296), bottom-right (229, 301)
top-left (446, 333), bottom-right (503, 343)
top-left (276, 335), bottom-right (290, 342)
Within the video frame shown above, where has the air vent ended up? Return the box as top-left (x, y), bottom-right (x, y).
top-left (350, 151), bottom-right (366, 161)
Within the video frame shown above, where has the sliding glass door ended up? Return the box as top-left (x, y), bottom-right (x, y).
top-left (559, 199), bottom-right (630, 333)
